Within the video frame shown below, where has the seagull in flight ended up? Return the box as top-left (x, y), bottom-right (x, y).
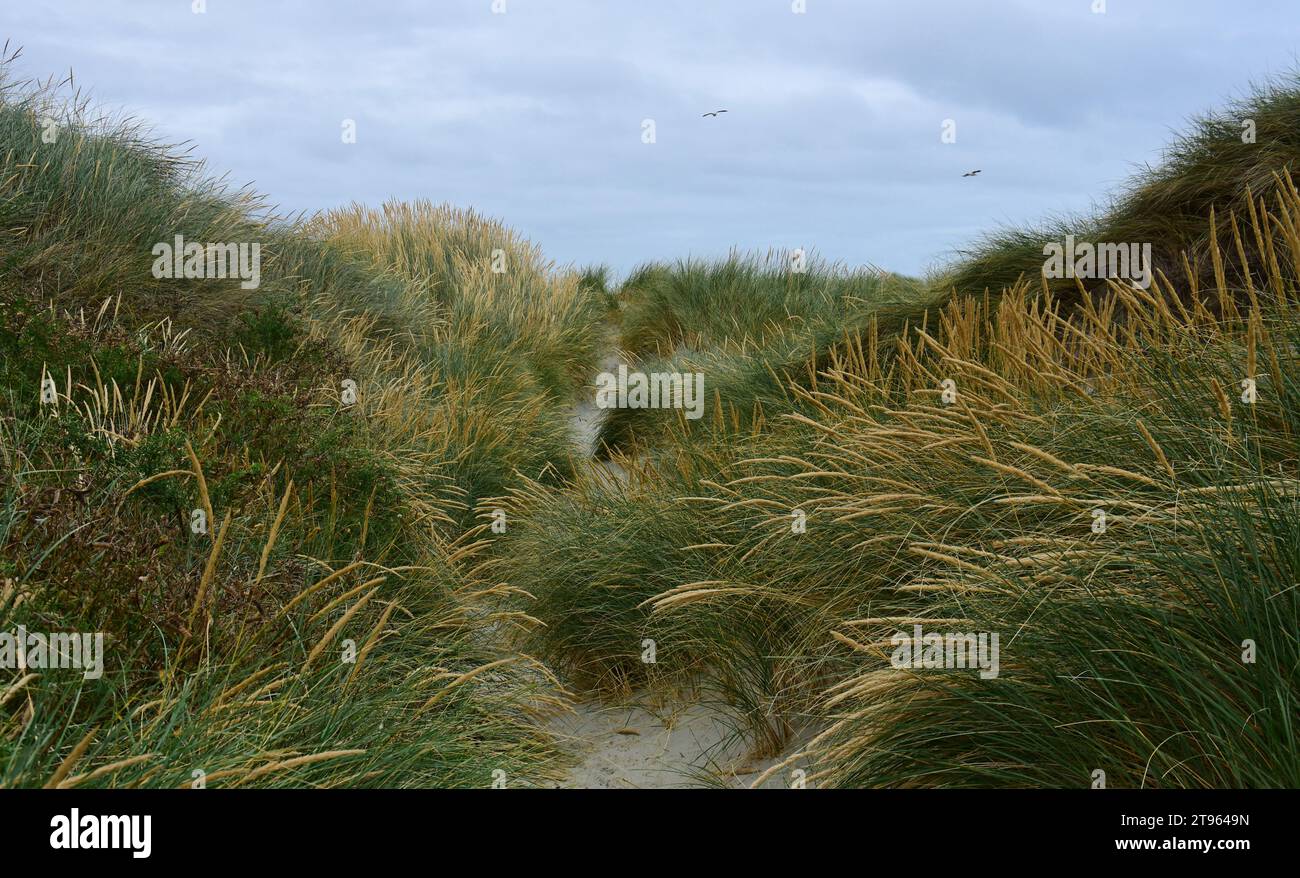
top-left (702, 109), bottom-right (728, 118)
top-left (962, 169), bottom-right (982, 177)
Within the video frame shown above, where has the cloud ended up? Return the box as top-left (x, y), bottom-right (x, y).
top-left (4, 0), bottom-right (1297, 275)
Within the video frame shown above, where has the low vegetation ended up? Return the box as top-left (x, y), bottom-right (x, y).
top-left (0, 55), bottom-right (577, 788)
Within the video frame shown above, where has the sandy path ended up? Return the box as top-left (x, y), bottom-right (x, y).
top-left (568, 332), bottom-right (622, 456)
top-left (552, 332), bottom-right (803, 788)
top-left (548, 697), bottom-right (795, 789)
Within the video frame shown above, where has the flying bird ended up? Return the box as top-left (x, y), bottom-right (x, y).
top-left (702, 109), bottom-right (728, 118)
top-left (962, 169), bottom-right (982, 177)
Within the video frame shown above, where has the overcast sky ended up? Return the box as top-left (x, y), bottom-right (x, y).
top-left (6, 1), bottom-right (1298, 278)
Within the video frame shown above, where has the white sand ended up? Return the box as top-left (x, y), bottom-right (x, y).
top-left (548, 696), bottom-right (801, 789)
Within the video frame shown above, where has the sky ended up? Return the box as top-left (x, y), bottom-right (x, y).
top-left (5, 0), bottom-right (1298, 279)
